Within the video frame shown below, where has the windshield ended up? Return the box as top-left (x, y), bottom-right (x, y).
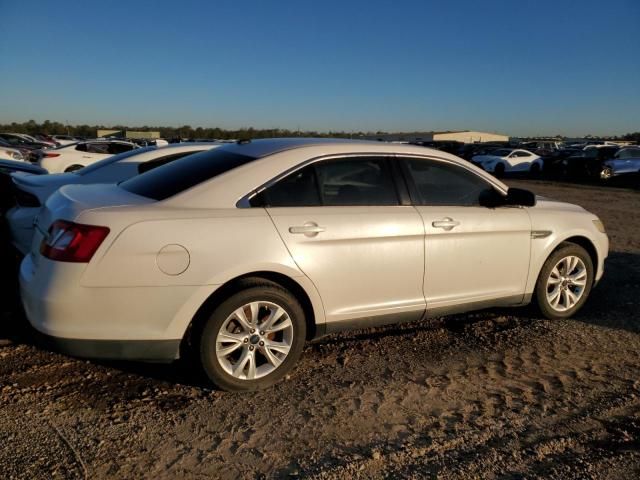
top-left (120, 148), bottom-right (258, 201)
top-left (75, 146), bottom-right (156, 175)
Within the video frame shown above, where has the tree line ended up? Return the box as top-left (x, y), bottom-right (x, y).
top-left (0, 120), bottom-right (363, 140)
top-left (1, 120), bottom-right (638, 142)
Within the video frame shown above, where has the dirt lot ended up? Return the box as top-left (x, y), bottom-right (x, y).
top-left (0, 179), bottom-right (639, 479)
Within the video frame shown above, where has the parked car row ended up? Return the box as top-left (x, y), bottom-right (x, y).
top-left (2, 138), bottom-right (608, 391)
top-left (408, 139), bottom-right (638, 184)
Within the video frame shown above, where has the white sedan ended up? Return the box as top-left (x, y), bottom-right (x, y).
top-left (0, 143), bottom-right (27, 162)
top-left (20, 139), bottom-right (608, 391)
top-left (36, 140), bottom-right (139, 173)
top-left (472, 148), bottom-right (543, 175)
top-left (7, 143), bottom-right (220, 254)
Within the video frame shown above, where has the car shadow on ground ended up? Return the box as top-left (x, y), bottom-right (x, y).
top-left (0, 250), bottom-right (637, 389)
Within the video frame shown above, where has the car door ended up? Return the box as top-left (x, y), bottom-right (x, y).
top-left (511, 150), bottom-right (534, 171)
top-left (400, 156), bottom-right (532, 314)
top-left (258, 156), bottom-right (426, 329)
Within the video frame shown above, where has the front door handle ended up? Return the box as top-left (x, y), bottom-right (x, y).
top-left (432, 217), bottom-right (460, 231)
top-left (289, 222), bottom-right (326, 237)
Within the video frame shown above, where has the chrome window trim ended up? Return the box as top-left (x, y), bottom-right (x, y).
top-left (235, 152), bottom-right (506, 208)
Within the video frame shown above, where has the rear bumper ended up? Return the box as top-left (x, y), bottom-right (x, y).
top-left (34, 331), bottom-right (179, 362)
top-left (19, 254), bottom-right (193, 362)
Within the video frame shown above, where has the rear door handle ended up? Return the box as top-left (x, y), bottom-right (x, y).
top-left (432, 217), bottom-right (460, 231)
top-left (289, 222), bottom-right (326, 237)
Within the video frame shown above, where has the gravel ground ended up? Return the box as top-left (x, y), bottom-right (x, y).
top-left (1, 179), bottom-right (639, 479)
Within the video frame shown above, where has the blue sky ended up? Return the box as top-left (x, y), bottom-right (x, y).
top-left (0, 0), bottom-right (638, 136)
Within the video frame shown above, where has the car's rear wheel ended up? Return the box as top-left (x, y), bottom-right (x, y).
top-left (64, 164), bottom-right (83, 173)
top-left (494, 163), bottom-right (505, 177)
top-left (600, 167), bottom-right (613, 181)
top-left (529, 162), bottom-right (541, 176)
top-left (199, 281), bottom-right (306, 391)
top-left (535, 243), bottom-right (594, 320)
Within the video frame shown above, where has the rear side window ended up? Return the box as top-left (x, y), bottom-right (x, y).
top-left (252, 157), bottom-right (399, 207)
top-left (403, 158), bottom-right (492, 206)
top-left (258, 165), bottom-right (321, 207)
top-left (109, 143), bottom-right (136, 154)
top-left (85, 143), bottom-right (110, 154)
top-left (316, 158), bottom-right (398, 206)
top-left (121, 149), bottom-right (257, 200)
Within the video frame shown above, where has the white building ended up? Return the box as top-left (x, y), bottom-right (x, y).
top-left (365, 130), bottom-right (510, 143)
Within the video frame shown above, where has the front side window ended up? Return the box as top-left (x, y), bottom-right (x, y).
top-left (403, 158), bottom-right (492, 206)
top-left (253, 157), bottom-right (399, 207)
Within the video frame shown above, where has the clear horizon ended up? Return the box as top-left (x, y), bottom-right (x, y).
top-left (1, 0), bottom-right (638, 137)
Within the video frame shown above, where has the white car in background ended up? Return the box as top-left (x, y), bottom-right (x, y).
top-left (36, 140), bottom-right (139, 173)
top-left (7, 143), bottom-right (220, 254)
top-left (472, 148), bottom-right (543, 175)
top-left (51, 135), bottom-right (82, 146)
top-left (0, 143), bottom-right (27, 162)
top-left (19, 139), bottom-right (608, 392)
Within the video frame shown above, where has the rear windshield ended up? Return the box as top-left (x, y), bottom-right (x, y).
top-left (120, 148), bottom-right (257, 200)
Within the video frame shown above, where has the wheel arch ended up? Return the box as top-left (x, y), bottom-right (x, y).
top-left (179, 271), bottom-right (322, 360)
top-left (561, 235), bottom-right (598, 274)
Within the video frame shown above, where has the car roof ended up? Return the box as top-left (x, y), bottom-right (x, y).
top-left (214, 137), bottom-right (399, 159)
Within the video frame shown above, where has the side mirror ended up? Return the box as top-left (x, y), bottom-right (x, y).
top-left (479, 187), bottom-right (536, 208)
top-left (506, 187), bottom-right (536, 206)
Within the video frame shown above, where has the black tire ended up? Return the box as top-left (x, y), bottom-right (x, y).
top-left (198, 279), bottom-right (306, 391)
top-left (535, 243), bottom-right (594, 320)
top-left (64, 164), bottom-right (84, 173)
top-left (529, 162), bottom-right (541, 176)
top-left (494, 163), bottom-right (505, 177)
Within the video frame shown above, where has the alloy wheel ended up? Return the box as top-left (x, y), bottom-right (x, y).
top-left (545, 255), bottom-right (588, 312)
top-left (215, 301), bottom-right (293, 380)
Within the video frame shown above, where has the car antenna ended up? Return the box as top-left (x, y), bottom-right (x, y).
top-left (237, 138), bottom-right (251, 145)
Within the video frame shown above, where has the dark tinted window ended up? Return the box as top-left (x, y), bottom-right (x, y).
top-left (515, 151), bottom-right (532, 157)
top-left (404, 158), bottom-right (492, 206)
top-left (121, 149), bottom-right (257, 200)
top-left (109, 143), bottom-right (136, 154)
top-left (315, 158), bottom-right (398, 206)
top-left (254, 157), bottom-right (399, 207)
top-left (257, 165), bottom-right (320, 207)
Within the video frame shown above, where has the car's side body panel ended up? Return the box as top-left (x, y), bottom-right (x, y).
top-left (415, 205), bottom-right (532, 308)
top-left (266, 205), bottom-right (426, 326)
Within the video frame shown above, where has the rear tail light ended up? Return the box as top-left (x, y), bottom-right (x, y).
top-left (40, 220), bottom-right (110, 262)
top-left (43, 153), bottom-right (61, 158)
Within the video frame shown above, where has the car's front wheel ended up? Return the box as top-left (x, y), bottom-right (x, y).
top-left (529, 162), bottom-right (541, 176)
top-left (199, 280), bottom-right (306, 391)
top-left (535, 243), bottom-right (594, 319)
